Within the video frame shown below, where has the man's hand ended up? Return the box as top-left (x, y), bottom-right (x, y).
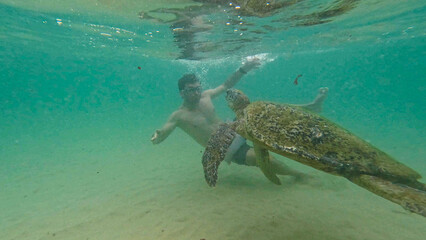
top-left (319, 87), bottom-right (329, 95)
top-left (240, 57), bottom-right (261, 73)
top-left (151, 130), bottom-right (160, 144)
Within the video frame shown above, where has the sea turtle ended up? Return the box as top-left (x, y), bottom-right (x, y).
top-left (202, 89), bottom-right (426, 217)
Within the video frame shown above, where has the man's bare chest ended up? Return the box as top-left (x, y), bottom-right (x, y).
top-left (179, 100), bottom-right (217, 126)
top-left (180, 108), bottom-right (215, 125)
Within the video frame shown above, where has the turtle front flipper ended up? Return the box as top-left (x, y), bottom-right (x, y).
top-left (253, 144), bottom-right (281, 185)
top-left (350, 175), bottom-right (426, 217)
top-left (202, 123), bottom-right (236, 187)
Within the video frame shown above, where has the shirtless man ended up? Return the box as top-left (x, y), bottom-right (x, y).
top-left (151, 59), bottom-right (328, 179)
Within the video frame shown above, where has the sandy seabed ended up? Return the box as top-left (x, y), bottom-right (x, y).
top-left (1, 125), bottom-right (425, 240)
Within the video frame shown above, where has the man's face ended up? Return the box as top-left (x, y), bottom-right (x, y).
top-left (181, 82), bottom-right (202, 103)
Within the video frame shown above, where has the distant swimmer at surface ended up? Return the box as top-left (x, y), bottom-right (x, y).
top-left (150, 56), bottom-right (329, 183)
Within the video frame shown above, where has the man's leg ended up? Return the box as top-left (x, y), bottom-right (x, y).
top-left (299, 87), bottom-right (329, 113)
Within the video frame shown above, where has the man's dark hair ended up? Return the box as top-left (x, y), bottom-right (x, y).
top-left (178, 74), bottom-right (199, 91)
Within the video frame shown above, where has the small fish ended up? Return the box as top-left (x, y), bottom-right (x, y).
top-left (294, 74), bottom-right (302, 85)
top-left (137, 66), bottom-right (141, 70)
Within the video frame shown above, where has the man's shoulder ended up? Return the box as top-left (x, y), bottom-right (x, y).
top-left (171, 107), bottom-right (192, 120)
top-left (170, 109), bottom-right (184, 118)
top-left (201, 89), bottom-right (215, 98)
top-left (200, 91), bottom-right (215, 101)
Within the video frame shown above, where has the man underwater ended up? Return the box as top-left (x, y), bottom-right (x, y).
top-left (151, 58), bottom-right (328, 180)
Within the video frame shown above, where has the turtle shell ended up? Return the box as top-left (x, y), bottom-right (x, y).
top-left (240, 101), bottom-right (421, 182)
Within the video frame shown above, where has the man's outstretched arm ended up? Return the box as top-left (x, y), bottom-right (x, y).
top-left (204, 58), bottom-right (260, 99)
top-left (150, 112), bottom-right (178, 144)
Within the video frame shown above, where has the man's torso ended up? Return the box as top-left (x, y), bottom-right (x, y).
top-left (175, 95), bottom-right (222, 146)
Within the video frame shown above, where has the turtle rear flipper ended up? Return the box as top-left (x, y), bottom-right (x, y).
top-left (253, 144), bottom-right (281, 185)
top-left (202, 123), bottom-right (236, 187)
top-left (350, 175), bottom-right (426, 217)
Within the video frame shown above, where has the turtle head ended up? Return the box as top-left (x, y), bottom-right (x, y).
top-left (226, 89), bottom-right (250, 114)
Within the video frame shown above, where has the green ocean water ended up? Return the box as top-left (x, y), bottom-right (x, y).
top-left (1, 1), bottom-right (425, 239)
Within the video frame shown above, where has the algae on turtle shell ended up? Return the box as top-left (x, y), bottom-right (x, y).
top-left (202, 89), bottom-right (426, 217)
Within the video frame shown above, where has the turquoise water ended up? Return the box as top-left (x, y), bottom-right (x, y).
top-left (1, 1), bottom-right (425, 239)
